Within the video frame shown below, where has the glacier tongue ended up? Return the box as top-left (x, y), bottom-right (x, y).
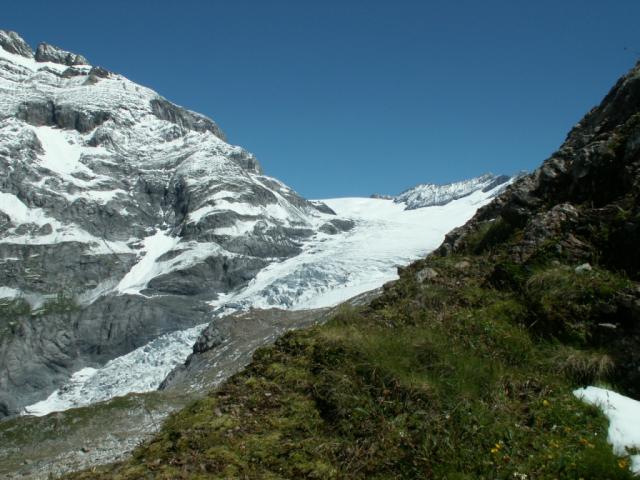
top-left (22, 324), bottom-right (206, 416)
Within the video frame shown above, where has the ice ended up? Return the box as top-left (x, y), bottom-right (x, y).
top-left (574, 386), bottom-right (640, 473)
top-left (117, 229), bottom-right (179, 295)
top-left (22, 324), bottom-right (205, 416)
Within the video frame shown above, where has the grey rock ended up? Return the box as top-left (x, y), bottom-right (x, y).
top-left (0, 294), bottom-right (209, 416)
top-left (193, 323), bottom-right (223, 354)
top-left (34, 42), bottom-right (89, 66)
top-left (319, 218), bottom-right (355, 235)
top-left (88, 66), bottom-right (110, 79)
top-left (416, 267), bottom-right (438, 282)
top-left (150, 98), bottom-right (227, 142)
top-left (0, 30), bottom-right (33, 58)
top-left (575, 263), bottom-right (593, 274)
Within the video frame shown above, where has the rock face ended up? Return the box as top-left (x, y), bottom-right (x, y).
top-left (34, 43), bottom-right (89, 66)
top-left (0, 30), bottom-right (33, 58)
top-left (437, 60), bottom-right (640, 396)
top-left (0, 30), bottom-right (337, 418)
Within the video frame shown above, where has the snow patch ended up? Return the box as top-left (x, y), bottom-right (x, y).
top-left (0, 286), bottom-right (21, 299)
top-left (0, 192), bottom-right (52, 226)
top-left (117, 229), bottom-right (179, 295)
top-left (574, 386), bottom-right (640, 474)
top-left (33, 126), bottom-right (97, 185)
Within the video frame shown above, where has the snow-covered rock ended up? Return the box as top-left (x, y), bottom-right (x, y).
top-left (0, 30), bottom-right (335, 418)
top-left (394, 173), bottom-right (511, 209)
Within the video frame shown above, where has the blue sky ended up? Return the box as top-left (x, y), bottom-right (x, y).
top-left (5, 1), bottom-right (640, 198)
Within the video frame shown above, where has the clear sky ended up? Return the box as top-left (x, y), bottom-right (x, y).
top-left (4, 1), bottom-right (640, 198)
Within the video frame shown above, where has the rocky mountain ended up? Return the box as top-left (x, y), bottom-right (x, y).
top-left (371, 173), bottom-right (512, 209)
top-left (0, 29), bottom-right (347, 418)
top-left (58, 61), bottom-right (640, 480)
top-left (395, 173), bottom-right (512, 209)
top-left (0, 29), bottom-right (511, 424)
top-left (13, 188), bottom-right (509, 421)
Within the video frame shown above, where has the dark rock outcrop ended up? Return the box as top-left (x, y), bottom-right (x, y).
top-left (438, 61), bottom-right (640, 273)
top-left (0, 30), bottom-right (33, 58)
top-left (16, 100), bottom-right (112, 133)
top-left (150, 98), bottom-right (227, 142)
top-left (34, 42), bottom-right (88, 66)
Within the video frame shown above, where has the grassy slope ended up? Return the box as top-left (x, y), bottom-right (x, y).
top-left (66, 244), bottom-right (636, 479)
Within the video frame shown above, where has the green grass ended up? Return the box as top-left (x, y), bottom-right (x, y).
top-left (525, 265), bottom-right (630, 343)
top-left (64, 253), bottom-right (636, 479)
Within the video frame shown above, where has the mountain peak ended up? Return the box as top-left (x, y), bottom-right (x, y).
top-left (394, 173), bottom-right (512, 210)
top-left (34, 42), bottom-right (89, 66)
top-left (0, 29), bottom-right (33, 58)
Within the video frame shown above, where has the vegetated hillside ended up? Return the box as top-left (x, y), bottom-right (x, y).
top-left (66, 64), bottom-right (640, 479)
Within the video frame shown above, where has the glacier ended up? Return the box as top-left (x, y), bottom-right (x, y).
top-left (22, 180), bottom-right (510, 416)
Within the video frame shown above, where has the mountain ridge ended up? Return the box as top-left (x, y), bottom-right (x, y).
top-left (371, 173), bottom-right (514, 209)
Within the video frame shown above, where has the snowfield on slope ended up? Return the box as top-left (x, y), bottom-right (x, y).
top-left (22, 184), bottom-right (506, 416)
